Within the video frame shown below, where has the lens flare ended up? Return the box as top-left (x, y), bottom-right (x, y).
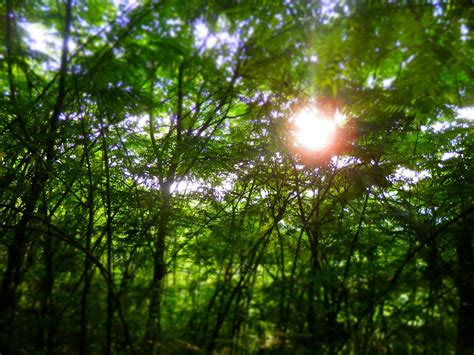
top-left (292, 108), bottom-right (336, 151)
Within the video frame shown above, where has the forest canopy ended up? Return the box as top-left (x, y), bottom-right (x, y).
top-left (1, 0), bottom-right (473, 354)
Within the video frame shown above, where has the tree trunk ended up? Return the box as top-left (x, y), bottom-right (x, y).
top-left (79, 120), bottom-right (95, 355)
top-left (0, 169), bottom-right (42, 352)
top-left (99, 122), bottom-right (114, 355)
top-left (144, 183), bottom-right (171, 354)
top-left (307, 213), bottom-right (321, 350)
top-left (37, 221), bottom-right (55, 353)
top-left (1, 0), bottom-right (72, 349)
top-left (456, 208), bottom-right (474, 354)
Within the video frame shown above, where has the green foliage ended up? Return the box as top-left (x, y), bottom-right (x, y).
top-left (0, 1), bottom-right (473, 354)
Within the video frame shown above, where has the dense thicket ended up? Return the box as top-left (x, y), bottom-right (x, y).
top-left (1, 1), bottom-right (473, 354)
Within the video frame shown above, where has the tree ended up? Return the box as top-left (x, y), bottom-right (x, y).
top-left (1, 0), bottom-right (472, 353)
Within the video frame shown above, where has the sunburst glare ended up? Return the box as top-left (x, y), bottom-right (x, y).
top-left (291, 107), bottom-right (337, 151)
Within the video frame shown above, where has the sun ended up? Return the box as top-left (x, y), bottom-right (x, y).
top-left (291, 108), bottom-right (337, 151)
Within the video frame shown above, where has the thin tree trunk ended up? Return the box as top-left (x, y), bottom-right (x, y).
top-left (1, 1), bottom-right (72, 351)
top-left (307, 247), bottom-right (320, 349)
top-left (0, 1), bottom-right (32, 350)
top-left (0, 191), bottom-right (39, 351)
top-left (144, 184), bottom-right (171, 353)
top-left (456, 206), bottom-right (474, 354)
top-left (275, 223), bottom-right (287, 343)
top-left (307, 208), bottom-right (321, 349)
top-left (79, 119), bottom-right (95, 355)
top-left (206, 210), bottom-right (284, 353)
top-left (100, 123), bottom-right (114, 355)
top-left (143, 62), bottom-right (184, 353)
top-left (37, 191), bottom-right (55, 354)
